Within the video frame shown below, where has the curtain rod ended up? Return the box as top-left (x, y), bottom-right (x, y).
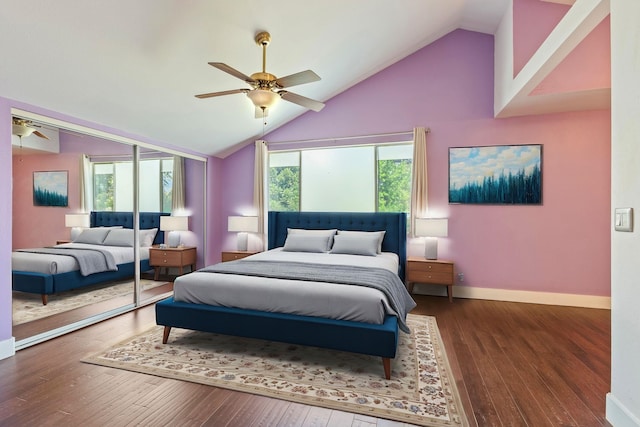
top-left (267, 128), bottom-right (430, 146)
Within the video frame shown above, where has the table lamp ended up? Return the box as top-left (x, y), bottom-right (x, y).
top-left (415, 218), bottom-right (448, 260)
top-left (228, 216), bottom-right (259, 251)
top-left (160, 216), bottom-right (189, 247)
top-left (65, 213), bottom-right (90, 240)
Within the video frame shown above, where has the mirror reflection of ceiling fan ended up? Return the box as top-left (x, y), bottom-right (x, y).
top-left (12, 117), bottom-right (50, 140)
top-left (195, 31), bottom-right (325, 118)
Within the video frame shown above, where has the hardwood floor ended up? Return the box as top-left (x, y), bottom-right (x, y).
top-left (0, 295), bottom-right (611, 426)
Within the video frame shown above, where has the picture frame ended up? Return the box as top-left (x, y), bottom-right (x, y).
top-left (33, 170), bottom-right (69, 207)
top-left (449, 144), bottom-right (542, 205)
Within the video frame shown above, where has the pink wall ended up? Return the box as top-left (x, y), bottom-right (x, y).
top-left (514, 0), bottom-right (610, 94)
top-left (219, 29), bottom-right (611, 297)
top-left (12, 153), bottom-right (82, 248)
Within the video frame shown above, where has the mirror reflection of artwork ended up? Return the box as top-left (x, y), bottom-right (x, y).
top-left (33, 171), bottom-right (68, 207)
top-left (449, 144), bottom-right (542, 205)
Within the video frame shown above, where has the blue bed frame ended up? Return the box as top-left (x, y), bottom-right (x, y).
top-left (12, 211), bottom-right (168, 305)
top-left (156, 211), bottom-right (407, 379)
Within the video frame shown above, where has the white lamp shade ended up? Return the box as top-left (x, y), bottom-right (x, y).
top-left (160, 216), bottom-right (189, 232)
top-left (228, 216), bottom-right (259, 233)
top-left (65, 213), bottom-right (90, 228)
top-left (415, 218), bottom-right (448, 237)
top-left (246, 90), bottom-right (280, 110)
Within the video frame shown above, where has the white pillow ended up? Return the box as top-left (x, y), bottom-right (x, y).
top-left (140, 228), bottom-right (158, 247)
top-left (337, 230), bottom-right (386, 253)
top-left (283, 234), bottom-right (331, 253)
top-left (102, 228), bottom-right (134, 247)
top-left (73, 228), bottom-right (111, 245)
top-left (287, 228), bottom-right (337, 252)
top-left (330, 234), bottom-right (380, 256)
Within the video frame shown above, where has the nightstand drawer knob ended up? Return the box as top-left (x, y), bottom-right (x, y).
top-left (163, 260), bottom-right (167, 263)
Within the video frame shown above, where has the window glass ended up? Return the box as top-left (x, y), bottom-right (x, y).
top-left (269, 152), bottom-right (300, 211)
top-left (93, 159), bottom-right (173, 212)
top-left (93, 163), bottom-right (114, 211)
top-left (301, 146), bottom-right (375, 212)
top-left (377, 144), bottom-right (413, 213)
top-left (269, 142), bottom-right (412, 213)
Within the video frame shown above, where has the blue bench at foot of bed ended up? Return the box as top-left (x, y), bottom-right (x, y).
top-left (155, 297), bottom-right (399, 379)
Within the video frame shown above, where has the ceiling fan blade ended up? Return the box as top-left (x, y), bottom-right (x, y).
top-left (208, 62), bottom-right (256, 83)
top-left (275, 70), bottom-right (320, 88)
top-left (195, 89), bottom-right (249, 99)
top-left (279, 91), bottom-right (325, 112)
top-left (33, 130), bottom-right (50, 140)
top-left (254, 106), bottom-right (269, 119)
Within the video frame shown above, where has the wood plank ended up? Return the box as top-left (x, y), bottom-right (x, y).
top-left (0, 295), bottom-right (612, 427)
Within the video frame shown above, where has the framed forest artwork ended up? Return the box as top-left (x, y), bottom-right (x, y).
top-left (448, 144), bottom-right (542, 205)
top-left (33, 170), bottom-right (69, 207)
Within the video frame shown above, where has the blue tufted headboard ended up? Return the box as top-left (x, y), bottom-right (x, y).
top-left (90, 211), bottom-right (169, 245)
top-left (267, 211), bottom-right (407, 281)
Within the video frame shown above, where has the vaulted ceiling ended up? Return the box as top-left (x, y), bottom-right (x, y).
top-left (0, 0), bottom-right (608, 157)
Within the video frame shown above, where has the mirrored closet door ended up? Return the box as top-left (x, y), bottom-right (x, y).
top-left (11, 111), bottom-right (206, 348)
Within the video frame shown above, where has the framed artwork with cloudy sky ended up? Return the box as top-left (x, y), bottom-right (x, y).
top-left (448, 144), bottom-right (542, 205)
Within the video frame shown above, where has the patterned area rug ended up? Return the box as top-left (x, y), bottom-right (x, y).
top-left (83, 314), bottom-right (469, 427)
top-left (12, 279), bottom-right (167, 325)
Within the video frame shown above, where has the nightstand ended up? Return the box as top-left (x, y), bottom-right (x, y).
top-left (221, 251), bottom-right (259, 262)
top-left (406, 257), bottom-right (455, 302)
top-left (149, 246), bottom-right (197, 280)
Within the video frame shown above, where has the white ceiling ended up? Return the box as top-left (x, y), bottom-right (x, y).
top-left (2, 1), bottom-right (511, 157)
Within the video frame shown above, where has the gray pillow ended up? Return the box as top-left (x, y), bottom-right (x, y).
top-left (337, 230), bottom-right (386, 253)
top-left (283, 234), bottom-right (331, 253)
top-left (73, 228), bottom-right (111, 245)
top-left (102, 228), bottom-right (134, 247)
top-left (330, 234), bottom-right (379, 256)
top-left (287, 228), bottom-right (337, 251)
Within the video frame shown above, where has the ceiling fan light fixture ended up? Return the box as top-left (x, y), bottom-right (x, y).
top-left (247, 89), bottom-right (280, 110)
top-left (12, 123), bottom-right (36, 138)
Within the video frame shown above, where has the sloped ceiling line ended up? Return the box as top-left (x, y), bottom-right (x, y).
top-left (494, 0), bottom-right (610, 118)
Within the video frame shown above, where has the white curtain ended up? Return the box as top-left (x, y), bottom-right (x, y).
top-left (80, 154), bottom-right (92, 212)
top-left (410, 127), bottom-right (428, 236)
top-left (171, 156), bottom-right (185, 213)
top-left (254, 140), bottom-right (268, 241)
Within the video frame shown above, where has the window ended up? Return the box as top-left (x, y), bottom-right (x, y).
top-left (92, 158), bottom-right (173, 212)
top-left (268, 143), bottom-right (412, 213)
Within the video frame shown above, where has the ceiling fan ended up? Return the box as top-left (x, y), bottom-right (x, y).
top-left (195, 31), bottom-right (325, 118)
top-left (12, 117), bottom-right (49, 140)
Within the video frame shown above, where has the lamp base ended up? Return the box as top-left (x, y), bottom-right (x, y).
top-left (167, 231), bottom-right (181, 248)
top-left (236, 232), bottom-right (248, 251)
top-left (424, 237), bottom-right (438, 260)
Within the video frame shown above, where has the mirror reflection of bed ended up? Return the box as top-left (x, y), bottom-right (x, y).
top-left (10, 114), bottom-right (206, 345)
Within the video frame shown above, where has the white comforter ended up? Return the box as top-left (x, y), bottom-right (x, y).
top-left (173, 248), bottom-right (403, 326)
top-left (11, 243), bottom-right (150, 275)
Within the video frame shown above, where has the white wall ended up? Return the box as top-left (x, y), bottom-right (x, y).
top-left (607, 1), bottom-right (640, 426)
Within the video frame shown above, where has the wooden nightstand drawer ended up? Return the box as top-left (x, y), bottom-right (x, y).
top-left (407, 261), bottom-right (453, 276)
top-left (406, 257), bottom-right (455, 302)
top-left (221, 251), bottom-right (259, 262)
top-left (149, 246), bottom-right (197, 280)
top-left (406, 270), bottom-right (453, 284)
top-left (151, 250), bottom-right (182, 265)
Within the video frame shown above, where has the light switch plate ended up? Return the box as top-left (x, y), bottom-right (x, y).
top-left (614, 207), bottom-right (633, 232)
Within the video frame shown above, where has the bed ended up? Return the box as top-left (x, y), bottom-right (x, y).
top-left (12, 211), bottom-right (168, 305)
top-left (156, 211), bottom-right (413, 379)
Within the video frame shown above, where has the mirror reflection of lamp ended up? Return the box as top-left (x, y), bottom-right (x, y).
top-left (65, 213), bottom-right (90, 240)
top-left (160, 216), bottom-right (189, 248)
top-left (414, 218), bottom-right (448, 260)
top-left (228, 216), bottom-right (259, 251)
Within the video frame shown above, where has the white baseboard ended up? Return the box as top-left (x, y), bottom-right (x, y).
top-left (412, 284), bottom-right (611, 309)
top-left (607, 393), bottom-right (640, 427)
top-left (0, 336), bottom-right (15, 360)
